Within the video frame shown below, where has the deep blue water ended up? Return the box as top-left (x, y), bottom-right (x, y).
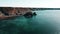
top-left (0, 10), bottom-right (60, 34)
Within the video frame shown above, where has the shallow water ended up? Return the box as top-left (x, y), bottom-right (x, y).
top-left (0, 10), bottom-right (60, 34)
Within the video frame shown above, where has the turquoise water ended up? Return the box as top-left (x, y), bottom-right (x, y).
top-left (0, 10), bottom-right (60, 34)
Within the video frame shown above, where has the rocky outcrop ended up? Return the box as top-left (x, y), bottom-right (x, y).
top-left (0, 7), bottom-right (32, 16)
top-left (33, 12), bottom-right (37, 16)
top-left (0, 7), bottom-right (33, 19)
top-left (23, 12), bottom-right (37, 18)
top-left (23, 12), bottom-right (33, 18)
top-left (0, 7), bottom-right (37, 19)
top-left (0, 7), bottom-right (13, 15)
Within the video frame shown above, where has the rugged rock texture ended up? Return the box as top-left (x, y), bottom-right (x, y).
top-left (0, 7), bottom-right (32, 19)
top-left (0, 7), bottom-right (13, 15)
top-left (0, 7), bottom-right (32, 16)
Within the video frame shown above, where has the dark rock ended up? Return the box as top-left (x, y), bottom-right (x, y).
top-left (0, 7), bottom-right (13, 16)
top-left (33, 12), bottom-right (37, 16)
top-left (23, 12), bottom-right (37, 18)
top-left (23, 12), bottom-right (33, 18)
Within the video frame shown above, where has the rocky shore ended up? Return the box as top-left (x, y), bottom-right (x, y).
top-left (0, 7), bottom-right (32, 19)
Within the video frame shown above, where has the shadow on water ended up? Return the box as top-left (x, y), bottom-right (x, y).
top-left (0, 11), bottom-right (57, 34)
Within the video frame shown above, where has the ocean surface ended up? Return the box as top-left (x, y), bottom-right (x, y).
top-left (0, 10), bottom-right (60, 34)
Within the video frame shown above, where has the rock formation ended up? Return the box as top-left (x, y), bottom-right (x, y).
top-left (0, 7), bottom-right (32, 16)
top-left (0, 7), bottom-right (33, 19)
top-left (23, 12), bottom-right (33, 18)
top-left (33, 12), bottom-right (37, 16)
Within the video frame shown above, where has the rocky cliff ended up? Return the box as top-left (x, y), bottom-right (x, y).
top-left (0, 7), bottom-right (32, 16)
top-left (0, 7), bottom-right (32, 19)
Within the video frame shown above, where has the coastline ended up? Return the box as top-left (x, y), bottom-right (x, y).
top-left (0, 7), bottom-right (32, 19)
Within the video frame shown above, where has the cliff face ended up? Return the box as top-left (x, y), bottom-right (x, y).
top-left (0, 7), bottom-right (32, 16)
